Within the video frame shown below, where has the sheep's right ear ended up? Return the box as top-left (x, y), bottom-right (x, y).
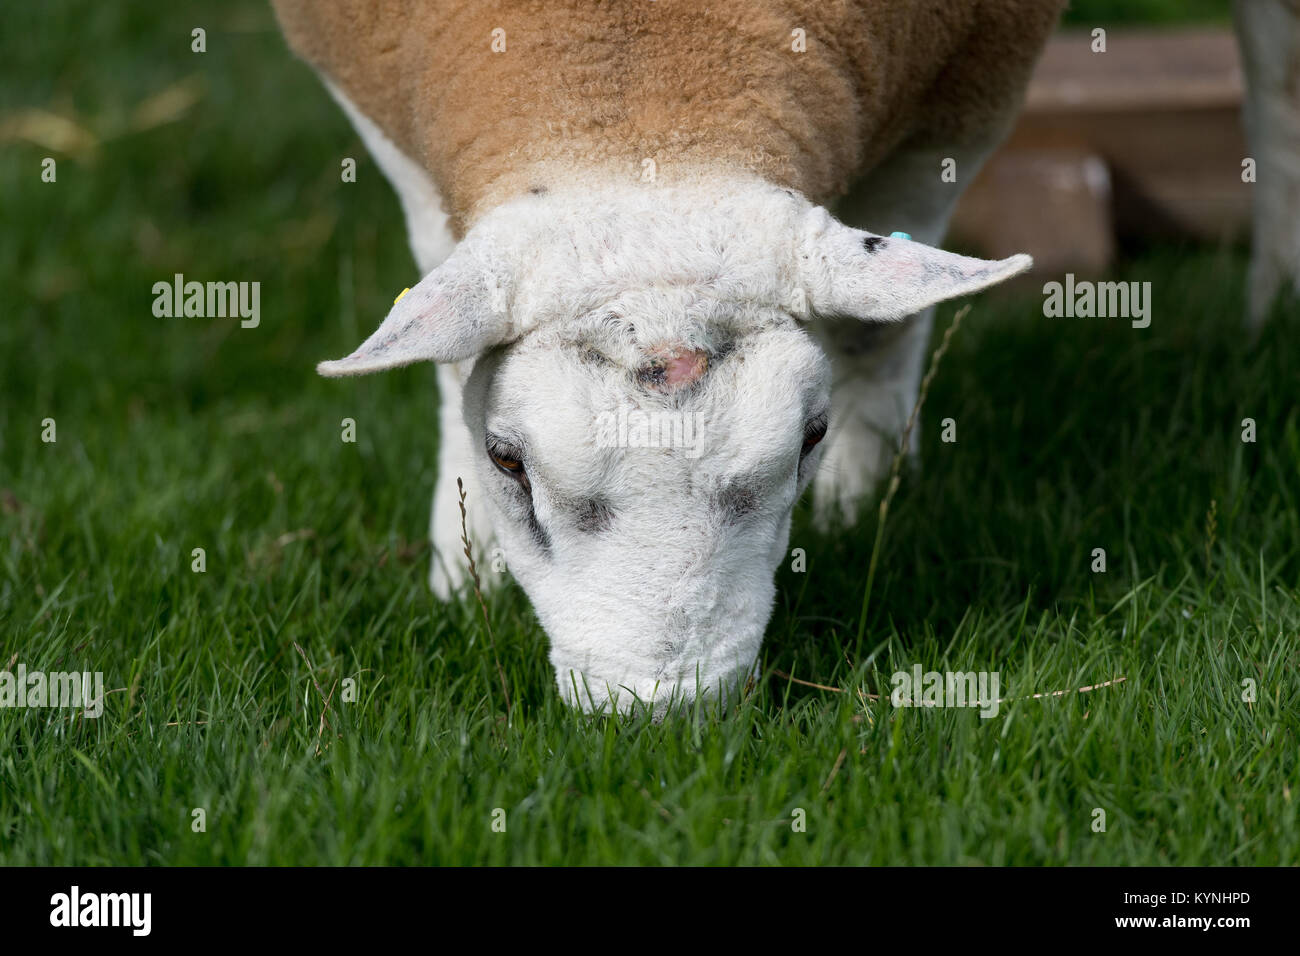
top-left (317, 245), bottom-right (512, 376)
top-left (795, 206), bottom-right (1032, 322)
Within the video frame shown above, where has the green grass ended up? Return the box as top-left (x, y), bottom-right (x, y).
top-left (1063, 0), bottom-right (1232, 28)
top-left (2, 1), bottom-right (1297, 865)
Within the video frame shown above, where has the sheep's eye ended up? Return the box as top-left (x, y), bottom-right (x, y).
top-left (801, 414), bottom-right (828, 458)
top-left (486, 436), bottom-right (530, 491)
top-left (489, 447), bottom-right (523, 474)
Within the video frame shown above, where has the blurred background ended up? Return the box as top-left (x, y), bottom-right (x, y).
top-left (951, 0), bottom-right (1251, 276)
top-left (0, 1), bottom-right (1256, 338)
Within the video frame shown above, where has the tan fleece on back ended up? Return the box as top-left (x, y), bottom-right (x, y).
top-left (272, 0), bottom-right (1064, 236)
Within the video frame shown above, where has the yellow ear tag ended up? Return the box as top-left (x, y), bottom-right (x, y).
top-left (393, 287), bottom-right (411, 304)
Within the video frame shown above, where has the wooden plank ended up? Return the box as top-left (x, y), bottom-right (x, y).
top-left (949, 27), bottom-right (1252, 266)
top-left (1025, 28), bottom-right (1244, 113)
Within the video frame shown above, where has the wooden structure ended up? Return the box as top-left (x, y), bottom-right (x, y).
top-left (949, 28), bottom-right (1250, 273)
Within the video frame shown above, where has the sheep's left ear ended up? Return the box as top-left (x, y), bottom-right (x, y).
top-left (795, 206), bottom-right (1032, 321)
top-left (317, 240), bottom-right (513, 376)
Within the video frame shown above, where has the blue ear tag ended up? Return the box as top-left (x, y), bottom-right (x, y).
top-left (890, 231), bottom-right (911, 240)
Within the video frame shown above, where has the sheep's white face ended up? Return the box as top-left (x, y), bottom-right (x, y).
top-left (464, 292), bottom-right (830, 711)
top-left (318, 178), bottom-right (1031, 714)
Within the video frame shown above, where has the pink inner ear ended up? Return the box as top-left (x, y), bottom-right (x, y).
top-left (658, 347), bottom-right (709, 388)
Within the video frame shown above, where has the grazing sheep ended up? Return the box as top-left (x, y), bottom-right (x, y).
top-left (271, 0), bottom-right (1069, 713)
